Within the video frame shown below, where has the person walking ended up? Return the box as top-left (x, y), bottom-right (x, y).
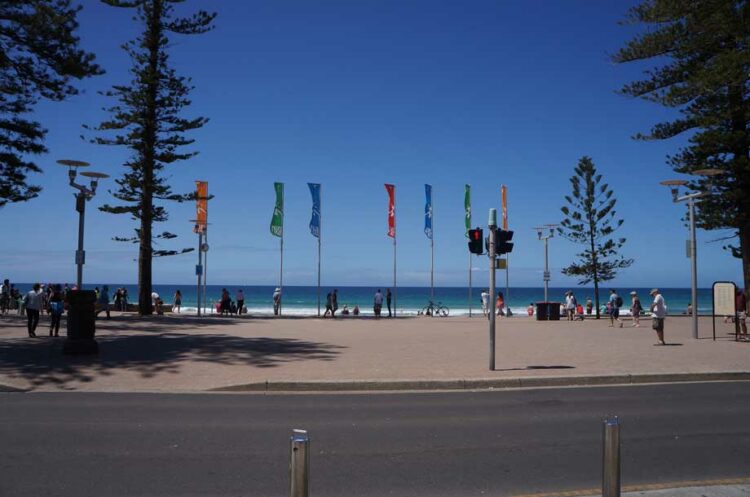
top-left (23, 283), bottom-right (43, 337)
top-left (331, 289), bottom-right (339, 317)
top-left (630, 291), bottom-right (643, 327)
top-left (373, 289), bottom-right (383, 317)
top-left (496, 292), bottom-right (505, 316)
top-left (481, 289), bottom-right (489, 317)
top-left (235, 289), bottom-right (245, 315)
top-left (735, 288), bottom-right (747, 340)
top-left (173, 290), bottom-right (182, 314)
top-left (48, 284), bottom-right (64, 337)
top-left (650, 288), bottom-right (667, 345)
top-left (324, 291), bottom-right (333, 318)
top-left (565, 291), bottom-right (577, 321)
top-left (272, 287), bottom-right (281, 315)
top-left (219, 288), bottom-right (231, 316)
top-left (1, 279), bottom-right (10, 315)
top-left (609, 289), bottom-right (623, 328)
top-left (386, 289), bottom-right (392, 317)
top-left (96, 285), bottom-right (111, 319)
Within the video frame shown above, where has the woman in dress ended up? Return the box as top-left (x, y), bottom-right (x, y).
top-left (173, 290), bottom-right (182, 313)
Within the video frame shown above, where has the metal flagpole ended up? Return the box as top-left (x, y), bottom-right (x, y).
top-left (197, 231), bottom-right (202, 316)
top-left (469, 253), bottom-right (472, 317)
top-left (393, 235), bottom-right (397, 317)
top-left (203, 231), bottom-right (208, 315)
top-left (317, 186), bottom-right (322, 317)
top-left (430, 237), bottom-right (434, 301)
top-left (280, 236), bottom-right (284, 316)
top-left (505, 255), bottom-right (510, 316)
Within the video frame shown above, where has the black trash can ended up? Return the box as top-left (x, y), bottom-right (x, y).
top-left (63, 290), bottom-right (98, 355)
top-left (536, 302), bottom-right (549, 321)
top-left (548, 302), bottom-right (561, 321)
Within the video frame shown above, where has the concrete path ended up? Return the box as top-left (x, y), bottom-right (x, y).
top-left (0, 313), bottom-right (748, 392)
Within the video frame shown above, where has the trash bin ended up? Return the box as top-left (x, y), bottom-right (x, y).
top-left (548, 302), bottom-right (561, 321)
top-left (536, 302), bottom-right (549, 321)
top-left (64, 290), bottom-right (98, 355)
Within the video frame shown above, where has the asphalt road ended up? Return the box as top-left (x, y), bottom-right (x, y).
top-left (1, 382), bottom-right (749, 497)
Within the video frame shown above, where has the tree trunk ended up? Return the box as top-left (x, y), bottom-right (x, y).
top-left (741, 224), bottom-right (750, 312)
top-left (137, 0), bottom-right (161, 316)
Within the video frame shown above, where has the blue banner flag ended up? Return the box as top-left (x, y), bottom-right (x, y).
top-left (308, 183), bottom-right (321, 238)
top-left (424, 184), bottom-right (433, 239)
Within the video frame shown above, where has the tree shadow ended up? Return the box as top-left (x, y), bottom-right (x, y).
top-left (0, 332), bottom-right (344, 390)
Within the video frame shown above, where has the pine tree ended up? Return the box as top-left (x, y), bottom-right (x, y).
top-left (0, 0), bottom-right (101, 207)
top-left (90, 0), bottom-right (215, 315)
top-left (613, 0), bottom-right (750, 303)
top-left (559, 156), bottom-right (633, 318)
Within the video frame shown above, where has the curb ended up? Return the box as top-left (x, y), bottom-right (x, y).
top-left (209, 371), bottom-right (750, 393)
top-left (0, 383), bottom-right (29, 393)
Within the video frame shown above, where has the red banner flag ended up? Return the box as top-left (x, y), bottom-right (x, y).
top-left (501, 185), bottom-right (508, 230)
top-left (385, 183), bottom-right (395, 238)
top-left (194, 181), bottom-right (208, 233)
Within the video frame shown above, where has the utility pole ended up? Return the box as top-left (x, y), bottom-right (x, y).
top-left (535, 225), bottom-right (557, 302)
top-left (488, 209), bottom-right (497, 371)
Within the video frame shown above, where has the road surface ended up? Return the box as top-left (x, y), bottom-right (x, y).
top-left (1, 382), bottom-right (749, 496)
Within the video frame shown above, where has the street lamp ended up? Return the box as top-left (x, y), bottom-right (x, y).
top-left (660, 168), bottom-right (723, 340)
top-left (535, 224), bottom-right (558, 302)
top-left (57, 160), bottom-right (109, 289)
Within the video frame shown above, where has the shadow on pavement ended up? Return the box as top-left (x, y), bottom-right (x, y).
top-left (0, 331), bottom-right (344, 390)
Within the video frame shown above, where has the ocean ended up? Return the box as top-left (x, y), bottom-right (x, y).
top-left (18, 284), bottom-right (719, 317)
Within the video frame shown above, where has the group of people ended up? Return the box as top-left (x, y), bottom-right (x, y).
top-left (321, 288), bottom-right (393, 318)
top-left (480, 289), bottom-right (509, 317)
top-left (2, 280), bottom-right (68, 337)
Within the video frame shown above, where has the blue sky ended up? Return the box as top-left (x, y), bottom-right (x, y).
top-left (2, 0), bottom-right (744, 288)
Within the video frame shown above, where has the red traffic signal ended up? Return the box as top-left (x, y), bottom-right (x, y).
top-left (468, 228), bottom-right (484, 254)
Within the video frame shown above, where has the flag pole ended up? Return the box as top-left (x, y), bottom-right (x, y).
top-left (469, 252), bottom-right (472, 317)
top-left (430, 191), bottom-right (434, 301)
top-left (317, 186), bottom-right (322, 317)
top-left (393, 235), bottom-right (397, 317)
top-left (197, 230), bottom-right (202, 317)
top-left (280, 234), bottom-right (284, 316)
top-left (203, 231), bottom-right (208, 315)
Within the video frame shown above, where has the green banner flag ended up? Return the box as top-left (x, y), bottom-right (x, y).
top-left (464, 184), bottom-right (471, 238)
top-left (270, 182), bottom-right (284, 237)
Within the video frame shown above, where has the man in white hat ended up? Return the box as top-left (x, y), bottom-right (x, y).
top-left (649, 288), bottom-right (667, 345)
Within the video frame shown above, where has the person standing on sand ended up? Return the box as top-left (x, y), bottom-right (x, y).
top-left (273, 287), bottom-right (281, 315)
top-left (386, 289), bottom-right (392, 317)
top-left (481, 289), bottom-right (489, 317)
top-left (236, 289), bottom-right (245, 315)
top-left (0, 279), bottom-right (9, 315)
top-left (324, 291), bottom-right (333, 317)
top-left (565, 291), bottom-right (576, 321)
top-left (650, 288), bottom-right (667, 345)
top-left (173, 290), bottom-right (182, 313)
top-left (609, 289), bottom-right (623, 328)
top-left (630, 291), bottom-right (642, 327)
top-left (373, 289), bottom-right (383, 317)
top-left (585, 297), bottom-right (593, 315)
top-left (332, 289), bottom-right (339, 317)
top-left (23, 283), bottom-right (43, 337)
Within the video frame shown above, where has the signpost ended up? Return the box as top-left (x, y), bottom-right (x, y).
top-left (712, 281), bottom-right (737, 341)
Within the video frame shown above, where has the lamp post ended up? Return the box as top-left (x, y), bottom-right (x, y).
top-left (535, 224), bottom-right (557, 302)
top-left (58, 160), bottom-right (109, 289)
top-left (660, 169), bottom-right (723, 340)
top-left (58, 160), bottom-right (108, 355)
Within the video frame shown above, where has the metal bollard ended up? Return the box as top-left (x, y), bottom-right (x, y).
top-left (290, 429), bottom-right (309, 497)
top-left (602, 416), bottom-right (621, 497)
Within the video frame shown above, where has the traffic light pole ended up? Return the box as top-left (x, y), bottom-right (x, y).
top-left (488, 210), bottom-right (497, 371)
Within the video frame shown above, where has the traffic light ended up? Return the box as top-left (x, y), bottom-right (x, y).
top-left (496, 229), bottom-right (514, 254)
top-left (468, 228), bottom-right (484, 254)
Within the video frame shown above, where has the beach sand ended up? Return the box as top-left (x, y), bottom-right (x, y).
top-left (0, 313), bottom-right (747, 392)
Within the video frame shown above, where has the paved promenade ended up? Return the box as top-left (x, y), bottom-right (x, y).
top-left (0, 312), bottom-right (748, 392)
